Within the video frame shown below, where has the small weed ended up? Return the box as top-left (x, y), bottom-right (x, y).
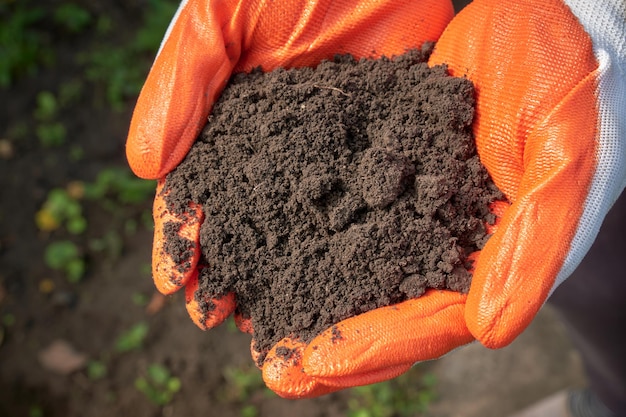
top-left (34, 91), bottom-right (58, 120)
top-left (84, 167), bottom-right (155, 207)
top-left (81, 46), bottom-right (145, 111)
top-left (115, 322), bottom-right (149, 352)
top-left (38, 169), bottom-right (153, 282)
top-left (347, 370), bottom-right (437, 417)
top-left (240, 405), bottom-right (259, 417)
top-left (87, 360), bottom-right (107, 380)
top-left (53, 4), bottom-right (92, 34)
top-left (89, 230), bottom-right (123, 261)
top-left (132, 0), bottom-right (179, 53)
top-left (36, 188), bottom-right (86, 234)
top-left (34, 91), bottom-right (67, 148)
top-left (222, 364), bottom-right (269, 402)
top-left (79, 0), bottom-right (178, 110)
top-left (36, 122), bottom-right (67, 148)
top-left (0, 2), bottom-right (49, 87)
top-left (44, 240), bottom-right (85, 283)
top-left (135, 363), bottom-right (181, 406)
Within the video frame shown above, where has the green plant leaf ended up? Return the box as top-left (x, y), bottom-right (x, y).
top-left (44, 240), bottom-right (79, 270)
top-left (115, 322), bottom-right (149, 352)
top-left (67, 216), bottom-right (87, 234)
top-left (0, 4), bottom-right (47, 87)
top-left (147, 363), bottom-right (170, 386)
top-left (133, 0), bottom-right (178, 53)
top-left (36, 122), bottom-right (67, 147)
top-left (34, 91), bottom-right (58, 121)
top-left (54, 4), bottom-right (92, 33)
top-left (65, 258), bottom-right (86, 283)
top-left (40, 188), bottom-right (85, 234)
top-left (83, 167), bottom-right (155, 205)
top-left (87, 360), bottom-right (107, 380)
top-left (167, 377), bottom-right (181, 393)
top-left (135, 366), bottom-right (179, 406)
top-left (241, 405), bottom-right (258, 417)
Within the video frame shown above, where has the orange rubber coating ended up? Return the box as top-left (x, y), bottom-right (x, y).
top-left (185, 274), bottom-right (236, 329)
top-left (126, 0), bottom-right (454, 179)
top-left (152, 180), bottom-right (203, 295)
top-left (429, 0), bottom-right (599, 348)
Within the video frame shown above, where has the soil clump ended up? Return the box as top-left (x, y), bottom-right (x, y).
top-left (163, 45), bottom-right (502, 364)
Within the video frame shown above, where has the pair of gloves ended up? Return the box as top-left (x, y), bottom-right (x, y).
top-left (126, 0), bottom-right (625, 399)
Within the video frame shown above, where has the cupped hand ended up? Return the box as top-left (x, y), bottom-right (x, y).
top-left (267, 0), bottom-right (625, 398)
top-left (127, 0), bottom-right (459, 398)
top-left (127, 0), bottom-right (626, 399)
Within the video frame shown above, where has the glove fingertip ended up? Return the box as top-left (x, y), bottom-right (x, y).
top-left (152, 181), bottom-right (203, 294)
top-left (185, 277), bottom-right (236, 330)
top-left (235, 314), bottom-right (254, 334)
top-left (262, 338), bottom-right (339, 399)
top-left (466, 235), bottom-right (552, 349)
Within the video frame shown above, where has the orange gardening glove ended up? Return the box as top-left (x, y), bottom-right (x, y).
top-left (127, 0), bottom-right (626, 399)
top-left (127, 0), bottom-right (457, 398)
top-left (263, 0), bottom-right (626, 398)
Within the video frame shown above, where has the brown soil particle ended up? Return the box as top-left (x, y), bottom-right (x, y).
top-left (163, 45), bottom-right (502, 365)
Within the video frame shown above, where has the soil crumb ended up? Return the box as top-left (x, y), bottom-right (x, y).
top-left (163, 45), bottom-right (502, 364)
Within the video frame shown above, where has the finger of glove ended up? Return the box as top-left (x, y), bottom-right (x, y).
top-left (127, 0), bottom-right (454, 179)
top-left (235, 314), bottom-right (253, 334)
top-left (300, 290), bottom-right (472, 386)
top-left (184, 272), bottom-right (236, 330)
top-left (152, 179), bottom-right (203, 294)
top-left (429, 0), bottom-right (600, 348)
top-left (127, 0), bottom-right (239, 179)
top-left (262, 338), bottom-right (342, 399)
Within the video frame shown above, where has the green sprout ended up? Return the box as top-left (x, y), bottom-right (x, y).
top-left (34, 90), bottom-right (58, 120)
top-left (83, 167), bottom-right (155, 207)
top-left (347, 370), bottom-right (437, 417)
top-left (87, 360), bottom-right (107, 380)
top-left (44, 240), bottom-right (86, 283)
top-left (53, 4), bottom-right (92, 34)
top-left (34, 91), bottom-right (67, 148)
top-left (240, 405), bottom-right (259, 417)
top-left (36, 122), bottom-right (67, 148)
top-left (36, 188), bottom-right (86, 234)
top-left (115, 322), bottom-right (149, 352)
top-left (0, 2), bottom-right (48, 87)
top-left (135, 363), bottom-right (181, 406)
top-left (222, 364), bottom-right (269, 402)
top-left (79, 0), bottom-right (178, 110)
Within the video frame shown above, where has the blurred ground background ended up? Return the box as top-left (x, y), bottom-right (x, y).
top-left (0, 0), bottom-right (586, 416)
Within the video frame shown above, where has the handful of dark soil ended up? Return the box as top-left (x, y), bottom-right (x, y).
top-left (163, 45), bottom-right (502, 365)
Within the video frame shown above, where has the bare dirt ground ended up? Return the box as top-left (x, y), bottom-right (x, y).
top-left (0, 1), bottom-right (586, 416)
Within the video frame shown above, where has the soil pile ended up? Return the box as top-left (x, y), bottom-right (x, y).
top-left (163, 45), bottom-right (502, 364)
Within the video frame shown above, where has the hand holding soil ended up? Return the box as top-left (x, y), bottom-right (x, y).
top-left (119, 0), bottom-right (622, 406)
top-left (160, 46), bottom-right (502, 370)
